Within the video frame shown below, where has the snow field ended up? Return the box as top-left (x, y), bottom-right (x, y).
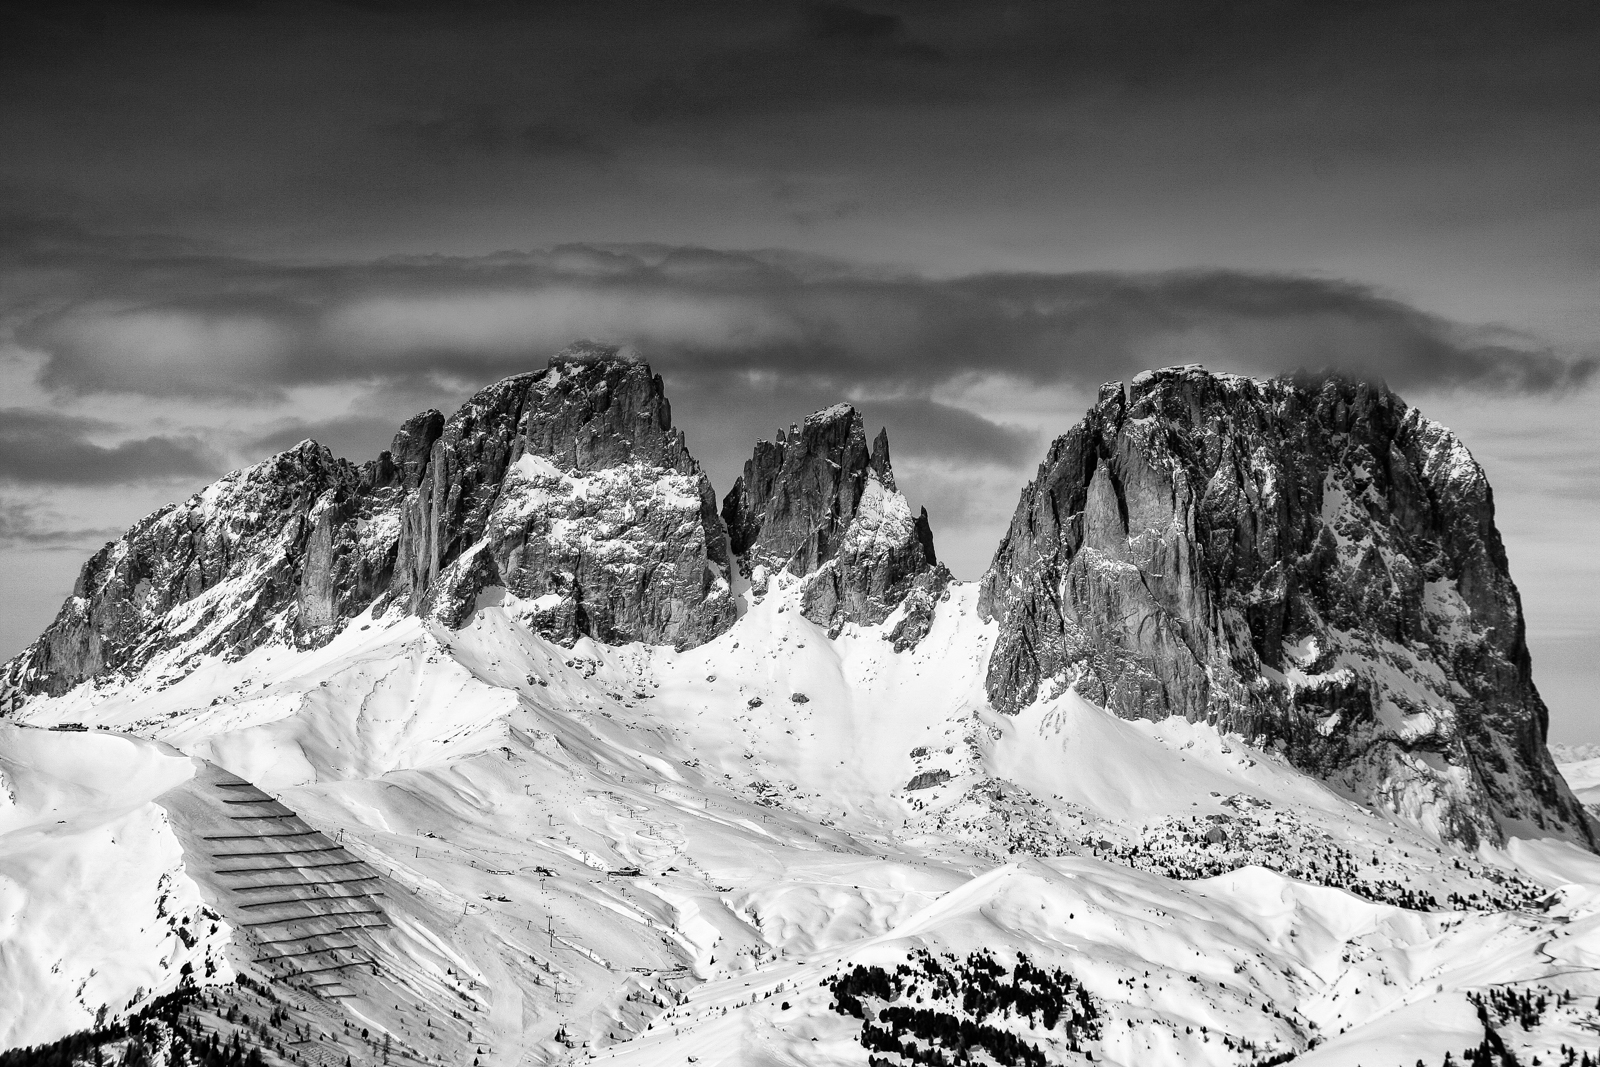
top-left (7, 579), bottom-right (1600, 1064)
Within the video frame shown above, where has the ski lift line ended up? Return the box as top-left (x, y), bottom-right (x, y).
top-left (229, 814), bottom-right (306, 821)
top-left (203, 830), bottom-right (321, 841)
top-left (254, 921), bottom-right (388, 946)
top-left (294, 960), bottom-right (370, 977)
top-left (235, 883), bottom-right (385, 908)
top-left (236, 890), bottom-right (384, 910)
top-left (221, 797), bottom-right (282, 805)
top-left (305, 985), bottom-right (354, 1000)
top-left (232, 876), bottom-right (382, 893)
top-left (257, 954), bottom-right (369, 971)
top-left (240, 908), bottom-right (383, 927)
top-left (251, 929), bottom-right (375, 947)
top-left (252, 942), bottom-right (360, 961)
top-left (209, 845), bottom-right (350, 859)
top-left (215, 859), bottom-right (373, 875)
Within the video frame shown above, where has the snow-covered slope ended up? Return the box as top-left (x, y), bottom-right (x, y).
top-left (6, 575), bottom-right (1600, 1066)
top-left (1555, 745), bottom-right (1600, 812)
top-left (0, 727), bottom-right (225, 1048)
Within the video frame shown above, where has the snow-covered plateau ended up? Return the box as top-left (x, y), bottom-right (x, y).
top-left (2, 351), bottom-right (1598, 1067)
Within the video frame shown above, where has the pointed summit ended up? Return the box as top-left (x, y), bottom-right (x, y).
top-left (722, 404), bottom-right (942, 642)
top-left (722, 404), bottom-right (874, 574)
top-left (869, 426), bottom-right (896, 491)
top-left (1, 346), bottom-right (734, 705)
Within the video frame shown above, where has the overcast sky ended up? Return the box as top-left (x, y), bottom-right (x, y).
top-left (2, 0), bottom-right (1598, 738)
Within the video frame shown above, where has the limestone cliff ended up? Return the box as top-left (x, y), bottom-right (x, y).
top-left (978, 366), bottom-right (1594, 848)
top-left (0, 344), bottom-right (734, 706)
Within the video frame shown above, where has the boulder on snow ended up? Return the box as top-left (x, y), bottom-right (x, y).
top-left (906, 770), bottom-right (952, 791)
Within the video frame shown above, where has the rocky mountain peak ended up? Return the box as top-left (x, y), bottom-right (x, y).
top-left (386, 352), bottom-right (735, 646)
top-left (723, 403), bottom-right (873, 572)
top-left (722, 404), bottom-right (942, 642)
top-left (0, 348), bottom-right (735, 707)
top-left (979, 364), bottom-right (1593, 848)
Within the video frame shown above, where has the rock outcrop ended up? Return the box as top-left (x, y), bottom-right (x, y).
top-left (0, 344), bottom-right (734, 706)
top-left (721, 404), bottom-right (942, 638)
top-left (387, 345), bottom-right (732, 647)
top-left (2, 442), bottom-right (370, 699)
top-left (979, 365), bottom-right (1594, 848)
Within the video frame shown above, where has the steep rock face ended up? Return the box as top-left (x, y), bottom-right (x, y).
top-left (979, 366), bottom-right (1593, 848)
top-left (721, 405), bottom-right (941, 637)
top-left (385, 347), bottom-right (732, 650)
top-left (0, 442), bottom-right (379, 699)
top-left (473, 446), bottom-right (730, 648)
top-left (1, 345), bottom-right (734, 707)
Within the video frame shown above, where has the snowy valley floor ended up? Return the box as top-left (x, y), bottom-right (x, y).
top-left (6, 580), bottom-right (1600, 1066)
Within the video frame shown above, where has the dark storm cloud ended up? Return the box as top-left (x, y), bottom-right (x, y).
top-left (805, 3), bottom-right (902, 44)
top-left (848, 398), bottom-right (1037, 467)
top-left (7, 1), bottom-right (1591, 112)
top-left (0, 408), bottom-right (220, 485)
top-left (520, 122), bottom-right (613, 162)
top-left (608, 0), bottom-right (1596, 129)
top-left (628, 2), bottom-right (951, 123)
top-left (384, 113), bottom-right (613, 163)
top-left (5, 0), bottom-right (1593, 255)
top-left (8, 233), bottom-right (1590, 403)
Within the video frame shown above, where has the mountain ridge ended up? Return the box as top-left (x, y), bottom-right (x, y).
top-left (5, 350), bottom-right (1600, 1065)
top-left (0, 350), bottom-right (1588, 855)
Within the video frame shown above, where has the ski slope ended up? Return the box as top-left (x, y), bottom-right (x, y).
top-left (5, 575), bottom-right (1600, 1065)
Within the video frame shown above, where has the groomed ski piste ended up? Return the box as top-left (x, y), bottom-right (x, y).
top-left (6, 575), bottom-right (1600, 1067)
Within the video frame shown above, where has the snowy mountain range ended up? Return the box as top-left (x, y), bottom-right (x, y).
top-left (3, 343), bottom-right (1599, 1067)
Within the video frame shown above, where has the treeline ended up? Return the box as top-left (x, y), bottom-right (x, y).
top-left (1466, 985), bottom-right (1585, 1033)
top-left (827, 949), bottom-right (1100, 1066)
top-left (0, 983), bottom-right (266, 1067)
top-left (1088, 812), bottom-right (1548, 913)
top-left (864, 1008), bottom-right (1049, 1067)
top-left (1433, 988), bottom-right (1600, 1067)
top-left (1441, 1043), bottom-right (1600, 1067)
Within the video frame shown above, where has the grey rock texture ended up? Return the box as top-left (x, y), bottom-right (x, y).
top-left (2, 442), bottom-right (369, 699)
top-left (1, 344), bottom-right (734, 707)
top-left (389, 344), bottom-right (733, 647)
top-left (979, 365), bottom-right (1594, 848)
top-left (721, 405), bottom-right (939, 636)
top-left (885, 566), bottom-right (954, 652)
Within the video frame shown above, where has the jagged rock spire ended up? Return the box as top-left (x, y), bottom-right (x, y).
top-left (722, 404), bottom-right (941, 641)
top-left (979, 364), bottom-right (1595, 849)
